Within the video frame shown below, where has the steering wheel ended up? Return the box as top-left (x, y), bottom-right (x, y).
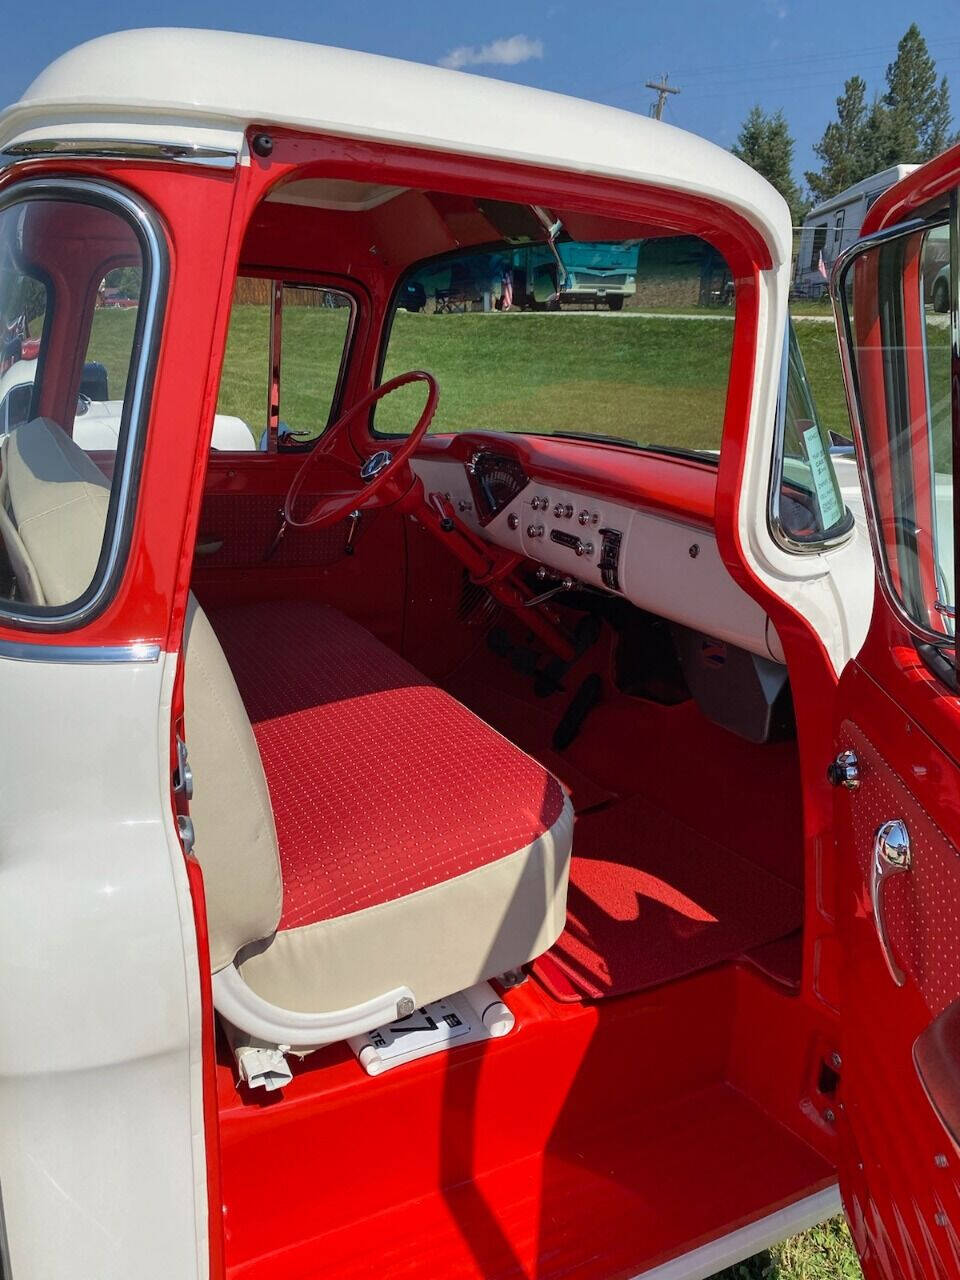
top-left (283, 370), bottom-right (439, 530)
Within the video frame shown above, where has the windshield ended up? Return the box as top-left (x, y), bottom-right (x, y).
top-left (375, 232), bottom-right (735, 457)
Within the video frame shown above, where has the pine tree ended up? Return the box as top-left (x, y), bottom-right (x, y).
top-left (732, 106), bottom-right (806, 224)
top-left (806, 25), bottom-right (955, 202)
top-left (805, 76), bottom-right (869, 203)
top-left (883, 23), bottom-right (953, 161)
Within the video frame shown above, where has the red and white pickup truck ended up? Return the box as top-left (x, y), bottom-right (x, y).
top-left (0, 26), bottom-right (956, 1280)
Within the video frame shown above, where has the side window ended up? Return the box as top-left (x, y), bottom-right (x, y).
top-left (215, 280), bottom-right (353, 452)
top-left (770, 322), bottom-right (851, 548)
top-left (836, 211), bottom-right (953, 644)
top-left (810, 225), bottom-right (828, 270)
top-left (376, 232), bottom-right (735, 457)
top-left (0, 186), bottom-right (162, 622)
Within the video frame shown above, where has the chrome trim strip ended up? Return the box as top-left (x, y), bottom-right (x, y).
top-left (630, 1185), bottom-right (842, 1280)
top-left (830, 213), bottom-right (951, 648)
top-left (0, 638), bottom-right (160, 664)
top-left (0, 176), bottom-right (167, 632)
top-left (1, 138), bottom-right (237, 169)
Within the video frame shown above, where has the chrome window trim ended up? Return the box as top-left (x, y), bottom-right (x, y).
top-left (767, 320), bottom-right (855, 554)
top-left (1, 139), bottom-right (237, 169)
top-left (830, 212), bottom-right (952, 648)
top-left (0, 638), bottom-right (160, 664)
top-left (0, 176), bottom-right (168, 632)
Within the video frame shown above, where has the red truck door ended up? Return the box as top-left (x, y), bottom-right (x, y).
top-left (831, 183), bottom-right (960, 1278)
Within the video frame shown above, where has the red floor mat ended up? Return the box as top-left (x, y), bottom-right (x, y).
top-left (443, 676), bottom-right (614, 813)
top-left (534, 795), bottom-right (803, 1001)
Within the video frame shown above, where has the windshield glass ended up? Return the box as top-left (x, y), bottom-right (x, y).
top-left (375, 232), bottom-right (735, 457)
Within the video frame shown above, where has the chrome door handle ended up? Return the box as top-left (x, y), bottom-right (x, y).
top-left (871, 819), bottom-right (912, 987)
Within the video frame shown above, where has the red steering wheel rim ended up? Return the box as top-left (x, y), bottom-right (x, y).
top-left (283, 370), bottom-right (439, 530)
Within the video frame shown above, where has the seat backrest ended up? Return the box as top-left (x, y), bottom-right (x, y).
top-left (3, 417), bottom-right (111, 606)
top-left (0, 419), bottom-right (283, 971)
top-left (182, 596), bottom-right (283, 969)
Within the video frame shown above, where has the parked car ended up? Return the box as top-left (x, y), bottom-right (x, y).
top-left (0, 27), bottom-right (957, 1280)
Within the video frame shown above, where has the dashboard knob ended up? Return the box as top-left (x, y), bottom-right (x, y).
top-left (507, 513), bottom-right (519, 530)
top-left (553, 502), bottom-right (565, 518)
top-left (578, 509), bottom-right (590, 525)
top-left (562, 504), bottom-right (574, 519)
top-left (458, 499), bottom-right (473, 513)
top-left (575, 541), bottom-right (594, 557)
top-left (527, 524), bottom-right (545, 539)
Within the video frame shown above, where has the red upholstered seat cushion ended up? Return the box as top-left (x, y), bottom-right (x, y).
top-left (209, 601), bottom-right (566, 931)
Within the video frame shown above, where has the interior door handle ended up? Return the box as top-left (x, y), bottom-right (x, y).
top-left (872, 819), bottom-right (912, 987)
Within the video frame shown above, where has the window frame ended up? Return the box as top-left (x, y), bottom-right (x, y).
top-left (831, 206), bottom-right (956, 651)
top-left (0, 176), bottom-right (168, 633)
top-left (215, 273), bottom-right (359, 454)
top-left (767, 320), bottom-right (854, 554)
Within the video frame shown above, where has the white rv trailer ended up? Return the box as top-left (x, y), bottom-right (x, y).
top-left (794, 163), bottom-right (919, 297)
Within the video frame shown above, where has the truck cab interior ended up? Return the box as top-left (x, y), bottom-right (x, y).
top-left (0, 159), bottom-right (851, 1278)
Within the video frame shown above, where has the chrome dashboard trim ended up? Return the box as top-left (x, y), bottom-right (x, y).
top-left (0, 638), bottom-right (161, 664)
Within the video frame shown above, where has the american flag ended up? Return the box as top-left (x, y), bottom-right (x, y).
top-left (499, 268), bottom-right (513, 311)
top-left (817, 250), bottom-right (828, 281)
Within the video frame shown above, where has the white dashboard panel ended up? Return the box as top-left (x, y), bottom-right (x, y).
top-left (411, 456), bottom-right (781, 661)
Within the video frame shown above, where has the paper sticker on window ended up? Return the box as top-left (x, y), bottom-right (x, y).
top-left (801, 424), bottom-right (844, 531)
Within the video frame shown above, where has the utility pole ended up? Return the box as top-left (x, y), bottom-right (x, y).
top-left (645, 73), bottom-right (680, 121)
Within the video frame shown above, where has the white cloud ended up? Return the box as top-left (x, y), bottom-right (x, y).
top-left (439, 34), bottom-right (544, 71)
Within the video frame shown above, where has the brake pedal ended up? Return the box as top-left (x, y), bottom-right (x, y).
top-left (552, 674), bottom-right (603, 750)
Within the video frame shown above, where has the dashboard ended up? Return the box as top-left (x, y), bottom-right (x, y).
top-left (412, 434), bottom-right (784, 664)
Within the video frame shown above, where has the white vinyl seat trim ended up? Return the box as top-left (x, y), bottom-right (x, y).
top-left (212, 964), bottom-right (416, 1049)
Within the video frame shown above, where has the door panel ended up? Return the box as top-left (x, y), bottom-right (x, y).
top-left (834, 668), bottom-right (960, 1279)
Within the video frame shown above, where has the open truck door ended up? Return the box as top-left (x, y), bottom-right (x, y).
top-left (831, 163), bottom-right (960, 1277)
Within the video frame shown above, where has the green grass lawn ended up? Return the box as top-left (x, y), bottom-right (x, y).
top-left (87, 303), bottom-right (853, 460)
top-left (710, 1216), bottom-right (862, 1279)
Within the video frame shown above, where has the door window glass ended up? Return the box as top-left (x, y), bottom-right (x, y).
top-left (0, 187), bottom-right (162, 621)
top-left (836, 216), bottom-right (953, 640)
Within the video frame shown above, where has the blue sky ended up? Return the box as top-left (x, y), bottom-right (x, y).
top-left (2, 0), bottom-right (958, 189)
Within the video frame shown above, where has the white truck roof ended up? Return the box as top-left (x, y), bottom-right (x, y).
top-left (0, 27), bottom-right (792, 267)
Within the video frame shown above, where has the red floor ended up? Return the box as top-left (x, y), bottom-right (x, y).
top-left (534, 794), bottom-right (802, 1001)
top-left (217, 966), bottom-right (837, 1280)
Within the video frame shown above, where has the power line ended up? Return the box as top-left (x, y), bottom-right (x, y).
top-left (646, 73), bottom-right (681, 120)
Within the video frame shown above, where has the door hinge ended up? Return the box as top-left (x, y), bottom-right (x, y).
top-left (173, 735), bottom-right (193, 799)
